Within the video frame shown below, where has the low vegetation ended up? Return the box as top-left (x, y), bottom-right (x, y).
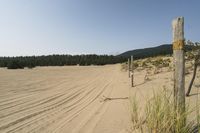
top-left (124, 56), bottom-right (172, 73)
top-left (130, 89), bottom-right (199, 133)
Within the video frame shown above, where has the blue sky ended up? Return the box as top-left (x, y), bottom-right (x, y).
top-left (0, 0), bottom-right (199, 56)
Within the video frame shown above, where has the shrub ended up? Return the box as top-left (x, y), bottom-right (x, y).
top-left (27, 62), bottom-right (36, 69)
top-left (141, 61), bottom-right (148, 68)
top-left (121, 63), bottom-right (128, 71)
top-left (7, 60), bottom-right (24, 69)
top-left (152, 58), bottom-right (170, 68)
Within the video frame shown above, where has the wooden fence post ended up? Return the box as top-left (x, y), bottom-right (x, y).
top-left (172, 17), bottom-right (185, 122)
top-left (128, 58), bottom-right (130, 78)
top-left (131, 56), bottom-right (134, 87)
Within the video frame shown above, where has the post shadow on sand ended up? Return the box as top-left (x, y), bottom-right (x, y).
top-left (132, 77), bottom-right (153, 87)
top-left (187, 93), bottom-right (200, 97)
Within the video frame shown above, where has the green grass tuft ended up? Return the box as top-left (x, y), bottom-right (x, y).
top-left (130, 89), bottom-right (199, 133)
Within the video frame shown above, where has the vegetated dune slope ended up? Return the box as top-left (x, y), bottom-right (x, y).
top-left (0, 65), bottom-right (131, 133)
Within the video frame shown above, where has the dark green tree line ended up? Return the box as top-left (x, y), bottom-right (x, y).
top-left (0, 54), bottom-right (126, 69)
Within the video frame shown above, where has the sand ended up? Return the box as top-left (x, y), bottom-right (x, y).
top-left (130, 64), bottom-right (200, 125)
top-left (0, 65), bottom-right (131, 133)
top-left (0, 64), bottom-right (199, 133)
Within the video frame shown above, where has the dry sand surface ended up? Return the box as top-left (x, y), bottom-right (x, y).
top-left (0, 64), bottom-right (200, 133)
top-left (0, 65), bottom-right (131, 133)
top-left (130, 63), bottom-right (200, 125)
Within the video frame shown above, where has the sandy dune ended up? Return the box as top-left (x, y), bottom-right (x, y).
top-left (130, 64), bottom-right (200, 125)
top-left (0, 65), bottom-right (131, 133)
top-left (0, 64), bottom-right (199, 133)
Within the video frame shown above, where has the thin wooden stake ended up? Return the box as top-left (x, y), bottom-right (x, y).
top-left (131, 56), bottom-right (134, 87)
top-left (172, 17), bottom-right (185, 122)
top-left (128, 58), bottom-right (130, 78)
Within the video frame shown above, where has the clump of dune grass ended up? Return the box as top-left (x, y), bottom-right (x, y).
top-left (130, 95), bottom-right (145, 132)
top-left (121, 62), bottom-right (128, 71)
top-left (130, 89), bottom-right (198, 133)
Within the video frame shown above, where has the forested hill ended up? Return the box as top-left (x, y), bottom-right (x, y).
top-left (118, 44), bottom-right (192, 59)
top-left (0, 44), bottom-right (193, 69)
top-left (0, 55), bottom-right (126, 69)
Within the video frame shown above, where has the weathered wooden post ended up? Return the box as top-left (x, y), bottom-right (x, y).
top-left (128, 58), bottom-right (130, 78)
top-left (172, 17), bottom-right (185, 124)
top-left (131, 55), bottom-right (134, 87)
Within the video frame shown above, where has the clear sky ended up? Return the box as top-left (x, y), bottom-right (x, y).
top-left (0, 0), bottom-right (199, 56)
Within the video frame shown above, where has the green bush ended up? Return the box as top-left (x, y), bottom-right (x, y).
top-left (7, 60), bottom-right (24, 69)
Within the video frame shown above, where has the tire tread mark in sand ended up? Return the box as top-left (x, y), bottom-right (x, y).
top-left (1, 69), bottom-right (107, 132)
top-left (52, 82), bottom-right (111, 133)
top-left (41, 72), bottom-right (112, 132)
top-left (71, 80), bottom-right (115, 133)
top-left (0, 83), bottom-right (81, 112)
top-left (0, 94), bottom-right (36, 106)
top-left (0, 81), bottom-right (64, 104)
top-left (0, 79), bottom-right (49, 102)
top-left (0, 93), bottom-right (63, 111)
top-left (7, 83), bottom-right (99, 133)
top-left (0, 76), bottom-right (96, 113)
top-left (0, 78), bottom-right (68, 104)
top-left (0, 93), bottom-right (65, 119)
top-left (3, 76), bottom-right (101, 130)
top-left (0, 90), bottom-right (82, 131)
top-left (8, 76), bottom-right (106, 132)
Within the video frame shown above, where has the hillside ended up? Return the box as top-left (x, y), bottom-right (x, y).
top-left (0, 44), bottom-right (193, 69)
top-left (118, 44), bottom-right (193, 59)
